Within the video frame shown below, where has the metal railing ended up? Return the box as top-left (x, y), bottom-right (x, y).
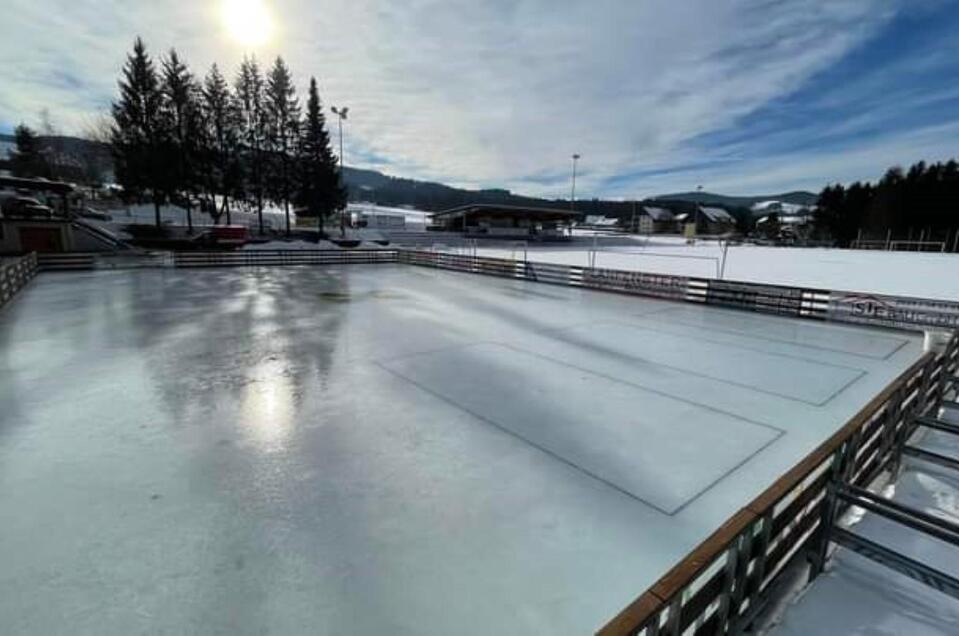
top-left (33, 249), bottom-right (400, 271)
top-left (0, 252), bottom-right (38, 308)
top-left (598, 332), bottom-right (958, 635)
top-left (397, 249), bottom-right (959, 332)
top-left (172, 249), bottom-right (398, 268)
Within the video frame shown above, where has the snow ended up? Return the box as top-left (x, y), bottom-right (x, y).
top-left (769, 404), bottom-right (959, 636)
top-left (457, 235), bottom-right (959, 300)
top-left (101, 201), bottom-right (290, 230)
top-left (242, 239), bottom-right (346, 250)
top-left (0, 265), bottom-right (924, 634)
top-left (751, 200), bottom-right (810, 216)
top-left (347, 202), bottom-right (431, 230)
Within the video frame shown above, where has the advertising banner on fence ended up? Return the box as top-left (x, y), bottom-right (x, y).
top-left (582, 267), bottom-right (690, 301)
top-left (828, 292), bottom-right (959, 331)
top-left (705, 280), bottom-right (806, 317)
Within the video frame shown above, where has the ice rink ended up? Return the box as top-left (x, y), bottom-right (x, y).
top-left (0, 265), bottom-right (925, 634)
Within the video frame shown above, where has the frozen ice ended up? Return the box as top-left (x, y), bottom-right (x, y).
top-left (0, 265), bottom-right (925, 634)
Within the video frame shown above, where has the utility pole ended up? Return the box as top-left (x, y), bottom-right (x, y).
top-left (332, 105), bottom-right (349, 236)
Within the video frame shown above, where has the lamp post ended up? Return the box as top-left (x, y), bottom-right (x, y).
top-left (570, 154), bottom-right (581, 212)
top-left (331, 105), bottom-right (349, 235)
top-left (695, 184), bottom-right (703, 233)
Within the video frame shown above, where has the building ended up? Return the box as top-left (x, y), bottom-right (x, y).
top-left (430, 204), bottom-right (574, 240)
top-left (676, 206), bottom-right (736, 235)
top-left (580, 215), bottom-right (620, 231)
top-left (639, 206), bottom-right (678, 233)
top-left (0, 176), bottom-right (122, 253)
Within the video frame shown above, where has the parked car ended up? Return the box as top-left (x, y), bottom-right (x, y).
top-left (1, 196), bottom-right (54, 218)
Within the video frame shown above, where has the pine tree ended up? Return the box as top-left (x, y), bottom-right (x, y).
top-left (265, 57), bottom-right (300, 236)
top-left (295, 77), bottom-right (346, 235)
top-left (161, 49), bottom-right (204, 232)
top-left (112, 37), bottom-right (168, 227)
top-left (235, 56), bottom-right (266, 234)
top-left (202, 63), bottom-right (242, 225)
top-left (10, 124), bottom-right (50, 178)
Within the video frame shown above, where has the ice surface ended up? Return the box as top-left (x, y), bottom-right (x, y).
top-left (381, 343), bottom-right (782, 514)
top-left (0, 265), bottom-right (924, 634)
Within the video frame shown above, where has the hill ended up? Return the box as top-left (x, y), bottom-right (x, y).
top-left (651, 190), bottom-right (818, 208)
top-left (1, 133), bottom-right (820, 217)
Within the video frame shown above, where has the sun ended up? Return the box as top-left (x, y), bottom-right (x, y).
top-left (222, 0), bottom-right (274, 47)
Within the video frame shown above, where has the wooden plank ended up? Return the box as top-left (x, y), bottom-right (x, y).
top-left (596, 592), bottom-right (664, 636)
top-left (747, 353), bottom-right (933, 515)
top-left (647, 509), bottom-right (757, 604)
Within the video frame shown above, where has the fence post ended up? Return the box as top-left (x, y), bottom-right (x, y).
top-left (890, 357), bottom-right (935, 478)
top-left (809, 436), bottom-right (857, 581)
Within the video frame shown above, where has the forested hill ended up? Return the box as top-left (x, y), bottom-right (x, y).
top-left (2, 131), bottom-right (816, 216)
top-left (652, 190), bottom-right (818, 208)
top-left (342, 166), bottom-right (818, 214)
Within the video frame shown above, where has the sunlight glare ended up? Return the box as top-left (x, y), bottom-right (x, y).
top-left (222, 0), bottom-right (274, 47)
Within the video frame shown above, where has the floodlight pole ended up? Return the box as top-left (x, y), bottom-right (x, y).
top-left (332, 105), bottom-right (349, 236)
top-left (696, 184), bottom-right (703, 235)
top-left (570, 154), bottom-right (581, 212)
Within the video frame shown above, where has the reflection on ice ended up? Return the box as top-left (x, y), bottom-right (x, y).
top-left (241, 358), bottom-right (295, 451)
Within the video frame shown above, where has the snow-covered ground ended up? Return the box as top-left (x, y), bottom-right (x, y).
top-left (457, 234), bottom-right (959, 301)
top-left (769, 403), bottom-right (959, 636)
top-left (102, 202), bottom-right (289, 231)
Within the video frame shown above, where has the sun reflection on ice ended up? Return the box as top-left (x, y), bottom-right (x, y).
top-left (241, 358), bottom-right (294, 452)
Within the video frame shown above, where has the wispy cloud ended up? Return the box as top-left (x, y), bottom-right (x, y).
top-left (2, 0), bottom-right (957, 196)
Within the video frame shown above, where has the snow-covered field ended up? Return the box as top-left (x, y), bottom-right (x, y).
top-left (103, 202), bottom-right (289, 230)
top-left (460, 234), bottom-right (959, 301)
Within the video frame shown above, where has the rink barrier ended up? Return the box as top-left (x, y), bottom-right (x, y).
top-left (172, 249), bottom-right (398, 268)
top-left (598, 331), bottom-right (959, 636)
top-left (397, 249), bottom-right (959, 332)
top-left (0, 252), bottom-right (38, 308)
top-left (33, 250), bottom-right (399, 271)
top-left (27, 249), bottom-right (959, 331)
top-left (36, 253), bottom-right (98, 271)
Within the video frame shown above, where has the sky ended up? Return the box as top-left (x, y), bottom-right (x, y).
top-left (1, 0), bottom-right (958, 199)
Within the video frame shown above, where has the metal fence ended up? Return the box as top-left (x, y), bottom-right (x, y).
top-left (172, 249), bottom-right (398, 268)
top-left (598, 332), bottom-right (958, 636)
top-left (397, 249), bottom-right (959, 332)
top-left (33, 249), bottom-right (399, 271)
top-left (0, 253), bottom-right (38, 308)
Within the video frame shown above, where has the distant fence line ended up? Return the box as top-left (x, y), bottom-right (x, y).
top-left (0, 253), bottom-right (37, 309)
top-left (28, 249), bottom-right (959, 332)
top-left (398, 249), bottom-right (959, 332)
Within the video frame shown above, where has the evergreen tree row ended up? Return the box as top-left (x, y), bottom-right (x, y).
top-left (111, 37), bottom-right (345, 234)
top-left (815, 160), bottom-right (959, 247)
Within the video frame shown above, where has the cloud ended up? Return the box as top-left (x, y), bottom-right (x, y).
top-left (2, 0), bottom-right (957, 196)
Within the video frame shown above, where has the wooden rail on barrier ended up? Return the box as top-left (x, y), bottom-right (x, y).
top-left (0, 253), bottom-right (38, 308)
top-left (597, 331), bottom-right (959, 636)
